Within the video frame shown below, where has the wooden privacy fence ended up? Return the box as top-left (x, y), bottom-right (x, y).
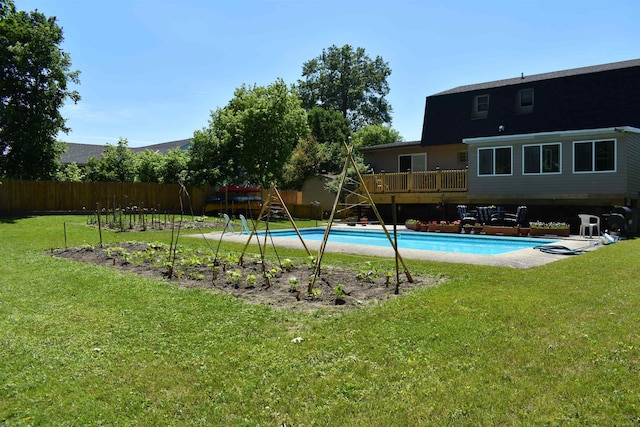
top-left (0, 180), bottom-right (208, 214)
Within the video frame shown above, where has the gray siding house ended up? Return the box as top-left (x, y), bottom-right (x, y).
top-left (358, 58), bottom-right (640, 230)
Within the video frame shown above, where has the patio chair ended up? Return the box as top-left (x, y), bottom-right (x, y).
top-left (476, 206), bottom-right (493, 225)
top-left (502, 206), bottom-right (528, 227)
top-left (223, 213), bottom-right (236, 233)
top-left (578, 214), bottom-right (600, 238)
top-left (239, 214), bottom-right (251, 234)
top-left (456, 205), bottom-right (478, 226)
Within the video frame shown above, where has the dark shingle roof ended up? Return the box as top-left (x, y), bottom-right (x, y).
top-left (60, 143), bottom-right (107, 165)
top-left (61, 139), bottom-right (192, 165)
top-left (434, 58), bottom-right (640, 96)
top-left (358, 140), bottom-right (421, 152)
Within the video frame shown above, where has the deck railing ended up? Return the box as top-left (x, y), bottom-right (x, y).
top-left (361, 169), bottom-right (468, 194)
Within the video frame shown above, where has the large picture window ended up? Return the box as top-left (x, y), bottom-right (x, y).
top-left (523, 143), bottom-right (560, 174)
top-left (398, 153), bottom-right (426, 172)
top-left (573, 139), bottom-right (616, 173)
top-left (478, 147), bottom-right (512, 176)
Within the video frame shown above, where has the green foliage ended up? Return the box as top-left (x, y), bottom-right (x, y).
top-left (281, 135), bottom-right (325, 189)
top-left (55, 161), bottom-right (84, 182)
top-left (296, 44), bottom-right (392, 130)
top-left (134, 149), bottom-right (163, 183)
top-left (84, 138), bottom-right (136, 182)
top-left (159, 147), bottom-right (189, 184)
top-left (188, 78), bottom-right (309, 187)
top-left (307, 106), bottom-right (351, 146)
top-left (351, 123), bottom-right (402, 149)
top-left (77, 139), bottom-right (190, 184)
top-left (0, 0), bottom-right (80, 180)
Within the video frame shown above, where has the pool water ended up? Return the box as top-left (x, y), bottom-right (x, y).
top-left (261, 227), bottom-right (558, 256)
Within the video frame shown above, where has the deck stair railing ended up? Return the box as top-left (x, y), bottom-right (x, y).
top-left (362, 169), bottom-right (468, 194)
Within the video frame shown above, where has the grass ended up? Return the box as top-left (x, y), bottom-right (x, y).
top-left (1, 215), bottom-right (639, 425)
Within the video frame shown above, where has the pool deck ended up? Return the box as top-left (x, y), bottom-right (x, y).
top-left (193, 224), bottom-right (604, 269)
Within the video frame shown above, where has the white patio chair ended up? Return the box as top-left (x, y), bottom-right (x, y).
top-left (578, 214), bottom-right (600, 238)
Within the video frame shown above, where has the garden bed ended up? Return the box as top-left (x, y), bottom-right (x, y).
top-left (52, 242), bottom-right (437, 310)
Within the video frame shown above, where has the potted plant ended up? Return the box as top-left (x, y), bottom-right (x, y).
top-left (427, 220), bottom-right (462, 233)
top-left (404, 219), bottom-right (419, 231)
top-left (482, 224), bottom-right (519, 236)
top-left (529, 221), bottom-right (570, 237)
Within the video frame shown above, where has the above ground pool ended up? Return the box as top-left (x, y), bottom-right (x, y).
top-left (259, 227), bottom-right (558, 256)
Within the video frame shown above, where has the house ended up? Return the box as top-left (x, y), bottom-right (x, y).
top-left (60, 139), bottom-right (192, 166)
top-left (301, 174), bottom-right (337, 213)
top-left (359, 58), bottom-right (640, 232)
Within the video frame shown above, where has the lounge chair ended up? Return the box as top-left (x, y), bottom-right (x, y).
top-left (239, 214), bottom-right (251, 234)
top-left (223, 213), bottom-right (236, 233)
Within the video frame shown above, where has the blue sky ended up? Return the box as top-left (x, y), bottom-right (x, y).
top-left (15, 0), bottom-right (640, 147)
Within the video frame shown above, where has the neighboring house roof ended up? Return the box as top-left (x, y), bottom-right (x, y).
top-left (61, 138), bottom-right (192, 165)
top-left (60, 143), bottom-right (106, 165)
top-left (359, 140), bottom-right (421, 152)
top-left (434, 58), bottom-right (640, 96)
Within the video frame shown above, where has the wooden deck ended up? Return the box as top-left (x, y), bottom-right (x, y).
top-left (352, 169), bottom-right (469, 205)
top-left (362, 169), bottom-right (468, 194)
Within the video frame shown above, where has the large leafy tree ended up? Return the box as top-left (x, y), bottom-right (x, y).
top-left (351, 124), bottom-right (402, 149)
top-left (296, 44), bottom-right (392, 131)
top-left (84, 138), bottom-right (135, 182)
top-left (0, 0), bottom-right (80, 179)
top-left (306, 106), bottom-right (351, 173)
top-left (159, 147), bottom-right (189, 184)
top-left (188, 78), bottom-right (309, 187)
top-left (281, 135), bottom-right (325, 190)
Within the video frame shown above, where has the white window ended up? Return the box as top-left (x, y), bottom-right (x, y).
top-left (478, 146), bottom-right (512, 176)
top-left (398, 153), bottom-right (426, 172)
top-left (472, 94), bottom-right (489, 119)
top-left (523, 143), bottom-right (561, 174)
top-left (516, 88), bottom-right (534, 113)
top-left (573, 139), bottom-right (616, 173)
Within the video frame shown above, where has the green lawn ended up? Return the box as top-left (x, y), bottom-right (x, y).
top-left (1, 215), bottom-right (639, 425)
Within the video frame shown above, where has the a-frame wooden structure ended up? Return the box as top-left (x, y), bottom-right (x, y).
top-left (238, 142), bottom-right (414, 295)
top-left (307, 143), bottom-right (413, 293)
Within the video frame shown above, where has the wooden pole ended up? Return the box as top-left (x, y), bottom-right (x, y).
top-left (392, 196), bottom-right (400, 294)
top-left (346, 143), bottom-right (414, 283)
top-left (96, 202), bottom-right (103, 247)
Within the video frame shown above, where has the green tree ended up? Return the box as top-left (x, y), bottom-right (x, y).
top-left (282, 136), bottom-right (326, 189)
top-left (296, 44), bottom-right (392, 131)
top-left (306, 107), bottom-right (351, 173)
top-left (55, 162), bottom-right (83, 182)
top-left (186, 122), bottom-right (228, 186)
top-left (134, 149), bottom-right (163, 183)
top-left (351, 124), bottom-right (402, 149)
top-left (188, 78), bottom-right (309, 187)
top-left (84, 138), bottom-right (135, 182)
top-left (159, 147), bottom-right (189, 184)
top-left (0, 0), bottom-right (80, 180)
